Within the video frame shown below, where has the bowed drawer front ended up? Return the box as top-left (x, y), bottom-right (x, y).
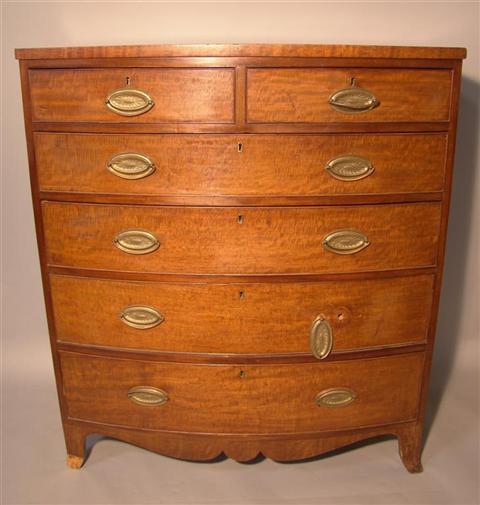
top-left (35, 133), bottom-right (448, 196)
top-left (51, 274), bottom-right (434, 354)
top-left (60, 351), bottom-right (425, 434)
top-left (16, 43), bottom-right (465, 471)
top-left (42, 202), bottom-right (441, 274)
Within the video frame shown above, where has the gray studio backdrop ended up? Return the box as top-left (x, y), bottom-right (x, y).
top-left (2, 2), bottom-right (479, 504)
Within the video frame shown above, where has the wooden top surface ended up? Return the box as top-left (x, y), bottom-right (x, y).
top-left (15, 43), bottom-right (467, 60)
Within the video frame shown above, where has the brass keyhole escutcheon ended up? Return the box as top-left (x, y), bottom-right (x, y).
top-left (125, 76), bottom-right (131, 86)
top-left (239, 370), bottom-right (246, 378)
top-left (239, 290), bottom-right (245, 300)
top-left (237, 142), bottom-right (243, 153)
top-left (237, 214), bottom-right (244, 224)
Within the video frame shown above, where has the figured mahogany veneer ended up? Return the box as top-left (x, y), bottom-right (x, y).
top-left (35, 133), bottom-right (448, 197)
top-left (51, 273), bottom-right (434, 353)
top-left (42, 202), bottom-right (441, 274)
top-left (247, 68), bottom-right (452, 123)
top-left (16, 43), bottom-right (466, 473)
top-left (15, 44), bottom-right (467, 60)
top-left (29, 68), bottom-right (235, 123)
top-left (60, 351), bottom-right (425, 434)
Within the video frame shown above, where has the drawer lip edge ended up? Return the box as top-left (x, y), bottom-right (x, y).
top-left (47, 265), bottom-right (438, 283)
top-left (64, 416), bottom-right (420, 438)
top-left (38, 191), bottom-right (445, 206)
top-left (57, 343), bottom-right (427, 365)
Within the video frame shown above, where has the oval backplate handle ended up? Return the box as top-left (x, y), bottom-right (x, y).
top-left (323, 229), bottom-right (370, 255)
top-left (315, 388), bottom-right (356, 408)
top-left (120, 305), bottom-right (164, 329)
top-left (329, 86), bottom-right (379, 114)
top-left (107, 153), bottom-right (156, 180)
top-left (114, 229), bottom-right (160, 255)
top-left (127, 386), bottom-right (169, 406)
top-left (106, 87), bottom-right (154, 116)
top-left (326, 155), bottom-right (374, 181)
top-left (310, 316), bottom-right (333, 360)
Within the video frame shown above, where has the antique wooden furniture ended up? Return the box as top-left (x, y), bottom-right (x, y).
top-left (16, 44), bottom-right (466, 472)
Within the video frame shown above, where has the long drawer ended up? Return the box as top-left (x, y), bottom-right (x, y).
top-left (51, 274), bottom-right (433, 353)
top-left (35, 133), bottom-right (447, 196)
top-left (247, 68), bottom-right (452, 123)
top-left (60, 351), bottom-right (424, 433)
top-left (29, 68), bottom-right (235, 123)
top-left (43, 202), bottom-right (441, 274)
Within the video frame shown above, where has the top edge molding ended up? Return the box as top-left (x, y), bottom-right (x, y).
top-left (15, 43), bottom-right (467, 60)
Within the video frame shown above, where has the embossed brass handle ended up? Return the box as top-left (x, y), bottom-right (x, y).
top-left (323, 229), bottom-right (370, 255)
top-left (120, 305), bottom-right (164, 329)
top-left (114, 229), bottom-right (160, 255)
top-left (329, 85), bottom-right (379, 114)
top-left (107, 153), bottom-right (156, 180)
top-left (326, 155), bottom-right (374, 181)
top-left (315, 388), bottom-right (356, 408)
top-left (310, 316), bottom-right (333, 359)
top-left (106, 87), bottom-right (154, 116)
top-left (127, 386), bottom-right (168, 406)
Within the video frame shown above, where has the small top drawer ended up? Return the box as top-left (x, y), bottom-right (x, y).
top-left (247, 68), bottom-right (452, 123)
top-left (29, 68), bottom-right (235, 123)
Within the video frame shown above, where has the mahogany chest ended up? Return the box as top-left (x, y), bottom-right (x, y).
top-left (16, 44), bottom-right (466, 471)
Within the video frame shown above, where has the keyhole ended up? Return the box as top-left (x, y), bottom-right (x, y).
top-left (239, 290), bottom-right (245, 300)
top-left (337, 312), bottom-right (344, 321)
top-left (350, 76), bottom-right (356, 87)
top-left (237, 214), bottom-right (244, 224)
top-left (125, 76), bottom-right (131, 86)
top-left (237, 142), bottom-right (243, 153)
top-left (239, 370), bottom-right (246, 378)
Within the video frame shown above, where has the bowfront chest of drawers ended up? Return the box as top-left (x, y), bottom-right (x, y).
top-left (16, 44), bottom-right (466, 471)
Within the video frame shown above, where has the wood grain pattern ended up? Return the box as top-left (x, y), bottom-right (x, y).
top-left (62, 418), bottom-right (423, 468)
top-left (14, 43), bottom-right (467, 60)
top-left (47, 266), bottom-right (437, 286)
top-left (29, 68), bottom-right (235, 123)
top-left (35, 133), bottom-right (448, 196)
top-left (16, 57), bottom-right (462, 72)
top-left (17, 61), bottom-right (73, 429)
top-left (16, 44), bottom-right (465, 471)
top-left (60, 351), bottom-right (424, 434)
top-left (57, 341), bottom-right (427, 365)
top-left (247, 69), bottom-right (452, 123)
top-left (39, 191), bottom-right (444, 208)
top-left (42, 202), bottom-right (442, 274)
top-left (51, 273), bottom-right (434, 354)
top-left (412, 60), bottom-right (465, 474)
top-left (31, 120), bottom-right (451, 135)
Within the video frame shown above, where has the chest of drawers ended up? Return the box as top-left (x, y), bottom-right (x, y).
top-left (16, 44), bottom-right (466, 472)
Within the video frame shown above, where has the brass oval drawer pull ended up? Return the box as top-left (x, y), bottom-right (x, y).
top-left (107, 153), bottom-right (156, 180)
top-left (106, 87), bottom-right (154, 116)
top-left (127, 386), bottom-right (168, 406)
top-left (329, 85), bottom-right (379, 114)
top-left (316, 388), bottom-right (356, 408)
top-left (120, 305), bottom-right (164, 329)
top-left (326, 155), bottom-right (374, 181)
top-left (310, 316), bottom-right (333, 359)
top-left (323, 229), bottom-right (370, 255)
top-left (114, 229), bottom-right (160, 255)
